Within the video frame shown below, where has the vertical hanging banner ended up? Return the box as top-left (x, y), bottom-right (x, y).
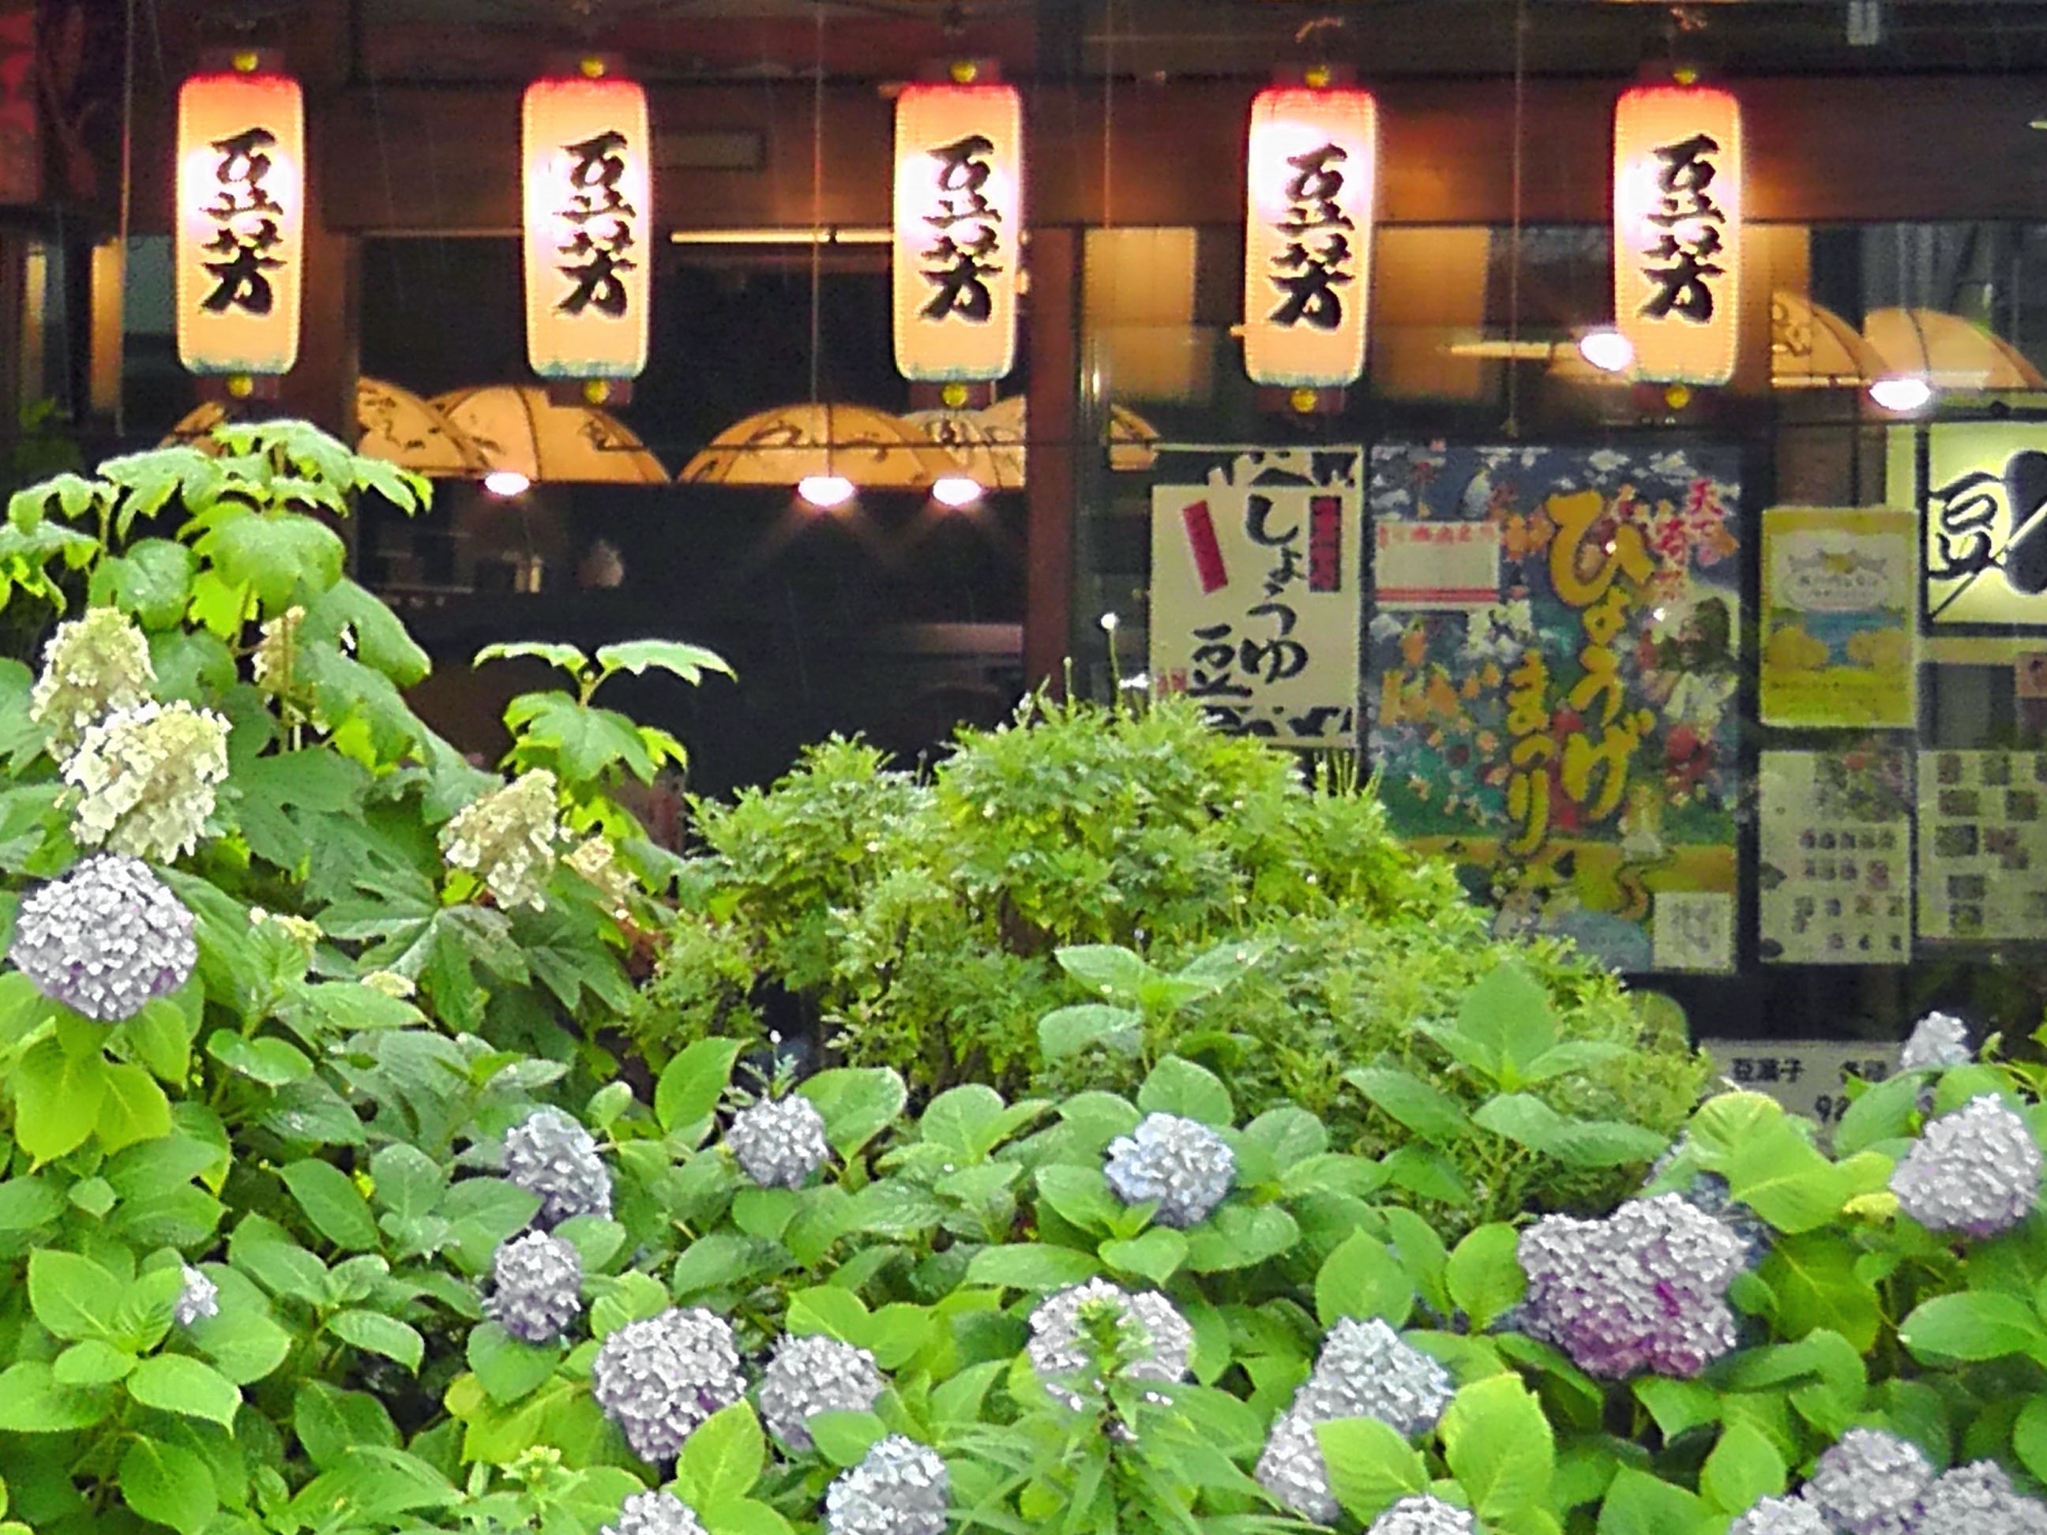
top-left (1241, 83), bottom-right (1377, 388)
top-left (175, 63), bottom-right (305, 377)
top-left (1613, 82), bottom-right (1741, 386)
top-left (892, 77), bottom-right (1023, 383)
top-left (522, 66), bottom-right (651, 381)
top-left (1150, 446), bottom-right (1365, 747)
top-left (1367, 442), bottom-right (1743, 973)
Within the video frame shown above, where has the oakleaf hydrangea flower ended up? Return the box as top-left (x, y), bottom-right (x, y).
top-left (64, 700), bottom-right (230, 862)
top-left (1365, 1496), bottom-right (1475, 1535)
top-left (1728, 1497), bottom-right (1831, 1535)
top-left (1899, 1010), bottom-right (1974, 1073)
top-left (174, 1264), bottom-right (218, 1327)
top-left (1516, 1193), bottom-right (1746, 1378)
top-left (602, 1490), bottom-right (710, 1535)
top-left (1890, 1094), bottom-right (2043, 1238)
top-left (1256, 1317), bottom-right (1455, 1522)
top-left (1026, 1278), bottom-right (1192, 1411)
top-left (440, 770), bottom-right (562, 911)
top-left (502, 1106), bottom-right (613, 1225)
top-left (1103, 1112), bottom-right (1235, 1228)
top-left (8, 853), bottom-right (197, 1021)
top-left (567, 836), bottom-right (637, 922)
top-left (758, 1333), bottom-right (885, 1451)
top-left (824, 1435), bottom-right (948, 1535)
top-left (1802, 1428), bottom-right (1932, 1535)
top-left (485, 1230), bottom-right (582, 1344)
top-left (29, 606), bottom-right (156, 757)
top-left (591, 1307), bottom-right (744, 1463)
top-left (725, 1095), bottom-right (831, 1190)
top-left (1911, 1460), bottom-right (2047, 1535)
top-left (250, 605), bottom-right (306, 696)
top-left (361, 970), bottom-right (416, 999)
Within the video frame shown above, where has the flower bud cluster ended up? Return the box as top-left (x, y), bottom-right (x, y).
top-left (725, 1095), bottom-right (832, 1191)
top-left (759, 1333), bottom-right (886, 1451)
top-left (485, 1231), bottom-right (583, 1344)
top-left (502, 1106), bottom-right (614, 1226)
top-left (824, 1436), bottom-right (948, 1535)
top-left (591, 1307), bottom-right (745, 1463)
top-left (1025, 1278), bottom-right (1192, 1411)
top-left (8, 853), bottom-right (197, 1022)
top-left (1102, 1113), bottom-right (1235, 1229)
top-left (1516, 1193), bottom-right (1746, 1378)
top-left (1890, 1095), bottom-right (2042, 1239)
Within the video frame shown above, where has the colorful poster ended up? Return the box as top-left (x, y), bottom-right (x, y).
top-left (1757, 748), bottom-right (1912, 965)
top-left (1759, 507), bottom-right (1916, 728)
top-left (1916, 749), bottom-right (2047, 940)
top-left (1150, 446), bottom-right (1365, 748)
top-left (1892, 422), bottom-right (2047, 633)
top-left (1368, 442), bottom-right (1742, 973)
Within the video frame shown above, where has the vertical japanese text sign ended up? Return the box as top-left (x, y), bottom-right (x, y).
top-left (175, 62), bottom-right (304, 377)
top-left (1613, 82), bottom-right (1742, 386)
top-left (1241, 84), bottom-right (1377, 389)
top-left (892, 77), bottom-right (1023, 383)
top-left (522, 65), bottom-right (651, 381)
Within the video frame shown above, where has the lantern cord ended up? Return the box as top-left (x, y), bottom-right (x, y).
top-left (1503, 0), bottom-right (1527, 439)
top-left (115, 0), bottom-right (138, 439)
top-left (809, 1), bottom-right (827, 475)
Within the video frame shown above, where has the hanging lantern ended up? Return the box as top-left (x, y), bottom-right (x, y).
top-left (892, 69), bottom-right (1023, 384)
top-left (1241, 77), bottom-right (1377, 390)
top-left (175, 57), bottom-right (304, 379)
top-left (1613, 79), bottom-right (1742, 387)
top-left (522, 60), bottom-right (651, 383)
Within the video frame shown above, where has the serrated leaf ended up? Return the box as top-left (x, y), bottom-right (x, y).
top-left (474, 641), bottom-right (589, 676)
top-left (595, 639), bottom-right (734, 686)
top-left (328, 1310), bottom-right (425, 1372)
top-left (119, 1435), bottom-right (217, 1535)
top-left (126, 1354), bottom-right (242, 1427)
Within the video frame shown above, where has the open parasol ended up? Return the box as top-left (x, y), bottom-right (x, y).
top-left (680, 402), bottom-right (956, 490)
top-left (433, 384), bottom-right (670, 484)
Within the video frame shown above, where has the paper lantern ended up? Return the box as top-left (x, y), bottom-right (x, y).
top-left (175, 63), bottom-right (304, 377)
top-left (522, 67), bottom-right (651, 381)
top-left (1613, 82), bottom-right (1742, 386)
top-left (892, 78), bottom-right (1023, 383)
top-left (1241, 83), bottom-right (1377, 389)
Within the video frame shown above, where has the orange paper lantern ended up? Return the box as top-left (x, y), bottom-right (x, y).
top-left (1241, 84), bottom-right (1377, 389)
top-left (175, 65), bottom-right (304, 377)
top-left (1613, 82), bottom-right (1742, 386)
top-left (892, 80), bottom-right (1023, 383)
top-left (522, 69), bottom-right (651, 381)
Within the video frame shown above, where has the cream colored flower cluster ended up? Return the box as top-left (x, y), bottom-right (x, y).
top-left (439, 770), bottom-right (563, 911)
top-left (29, 606), bottom-right (157, 753)
top-left (64, 700), bottom-right (231, 863)
top-left (566, 835), bottom-right (636, 921)
top-left (250, 605), bottom-right (305, 696)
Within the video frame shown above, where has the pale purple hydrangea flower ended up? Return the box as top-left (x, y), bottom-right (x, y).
top-left (591, 1307), bottom-right (745, 1463)
top-left (8, 854), bottom-right (197, 1022)
top-left (725, 1095), bottom-right (832, 1190)
top-left (602, 1490), bottom-right (709, 1535)
top-left (1890, 1095), bottom-right (2043, 1239)
top-left (1728, 1496), bottom-right (1831, 1535)
top-left (1102, 1113), bottom-right (1235, 1228)
top-left (173, 1264), bottom-right (218, 1327)
top-left (1802, 1429), bottom-right (1932, 1535)
top-left (484, 1230), bottom-right (583, 1344)
top-left (1911, 1460), bottom-right (2047, 1535)
top-left (1365, 1495), bottom-right (1476, 1535)
top-left (758, 1333), bottom-right (886, 1451)
top-left (824, 1435), bottom-right (948, 1535)
top-left (502, 1106), bottom-right (613, 1226)
top-left (1025, 1278), bottom-right (1192, 1410)
top-left (1899, 1011), bottom-right (1974, 1073)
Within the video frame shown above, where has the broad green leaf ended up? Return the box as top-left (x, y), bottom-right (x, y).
top-left (1055, 945), bottom-right (1152, 1003)
top-left (295, 1381), bottom-right (401, 1471)
top-left (504, 693), bottom-right (653, 785)
top-left (0, 1361), bottom-right (110, 1432)
top-left (1598, 1468), bottom-right (1707, 1535)
top-left (467, 1321), bottom-right (562, 1405)
top-left (1473, 1093), bottom-right (1666, 1167)
top-left (1100, 1227), bottom-right (1188, 1285)
top-left (595, 639), bottom-right (734, 686)
top-left (279, 1159), bottom-right (381, 1250)
top-left (1184, 1204), bottom-right (1299, 1273)
top-left (205, 1033), bottom-right (312, 1092)
top-left (2013, 1393), bottom-right (2047, 1486)
top-left (12, 1038), bottom-right (107, 1164)
top-left (1446, 1223), bottom-right (1527, 1332)
top-left (303, 578), bottom-right (430, 686)
top-left (1761, 1233), bottom-right (1881, 1352)
top-left (368, 1143), bottom-right (446, 1221)
top-left (0, 1177), bottom-right (62, 1231)
top-left (678, 1402), bottom-right (765, 1504)
top-left (963, 1244), bottom-right (1101, 1290)
top-left (798, 1068), bottom-right (907, 1157)
top-left (1899, 1291), bottom-right (2047, 1363)
top-left (1034, 1165), bottom-right (1125, 1234)
top-left (1038, 1004), bottom-right (1142, 1061)
top-left (1316, 1229), bottom-right (1415, 1328)
top-left (126, 1354), bottom-right (242, 1428)
top-left (199, 511), bottom-right (346, 609)
top-left (28, 1250), bottom-right (120, 1340)
top-left (805, 1409), bottom-right (888, 1467)
top-left (1136, 1055), bottom-right (1234, 1127)
top-left (1632, 1377), bottom-right (1720, 1441)
top-left (1315, 1416), bottom-right (1429, 1524)
top-left (119, 1435), bottom-right (218, 1535)
top-left (95, 1061), bottom-right (174, 1153)
top-left (328, 1310), bottom-right (425, 1372)
top-left (1457, 963), bottom-right (1559, 1084)
top-left (1441, 1373), bottom-right (1554, 1527)
top-left (1701, 1421), bottom-right (1786, 1514)
top-left (51, 1341), bottom-right (134, 1387)
top-left (124, 996), bottom-right (197, 1084)
top-left (656, 1038), bottom-right (743, 1134)
top-left (1344, 1065), bottom-right (1471, 1143)
top-left (474, 641), bottom-right (589, 676)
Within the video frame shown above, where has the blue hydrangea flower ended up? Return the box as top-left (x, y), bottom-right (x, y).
top-left (1102, 1113), bottom-right (1234, 1228)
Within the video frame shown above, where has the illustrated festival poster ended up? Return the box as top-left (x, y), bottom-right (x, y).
top-left (1757, 748), bottom-right (1912, 965)
top-left (1759, 507), bottom-right (1917, 729)
top-left (1151, 446), bottom-right (1365, 748)
top-left (1367, 442), bottom-right (1743, 973)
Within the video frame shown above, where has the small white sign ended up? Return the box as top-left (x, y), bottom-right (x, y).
top-left (1653, 891), bottom-right (1734, 973)
top-left (1702, 1038), bottom-right (1901, 1137)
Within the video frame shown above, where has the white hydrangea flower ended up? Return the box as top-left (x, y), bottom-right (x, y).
top-left (602, 1490), bottom-right (709, 1535)
top-left (1256, 1410), bottom-right (1339, 1524)
top-left (566, 836), bottom-right (636, 921)
top-left (591, 1307), bottom-right (745, 1463)
top-left (1025, 1278), bottom-right (1192, 1410)
top-left (1102, 1112), bottom-right (1235, 1228)
top-left (64, 700), bottom-right (230, 862)
top-left (250, 605), bottom-right (306, 695)
top-left (440, 770), bottom-right (562, 911)
top-left (1898, 1011), bottom-right (1974, 1073)
top-left (758, 1333), bottom-right (886, 1451)
top-left (1911, 1461), bottom-right (2047, 1535)
top-left (725, 1095), bottom-right (832, 1190)
top-left (1729, 1497), bottom-right (1831, 1535)
top-left (1890, 1095), bottom-right (2043, 1239)
top-left (502, 1106), bottom-right (613, 1225)
top-left (485, 1230), bottom-right (583, 1344)
top-left (1803, 1429), bottom-right (1932, 1535)
top-left (1366, 1496), bottom-right (1476, 1535)
top-left (29, 606), bottom-right (156, 757)
top-left (174, 1264), bottom-right (219, 1327)
top-left (8, 853), bottom-right (197, 1021)
top-left (825, 1435), bottom-right (948, 1535)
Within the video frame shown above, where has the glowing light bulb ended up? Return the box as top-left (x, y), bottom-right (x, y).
top-left (483, 469), bottom-right (531, 497)
top-left (1099, 612), bottom-right (1120, 633)
top-left (931, 476), bottom-right (983, 508)
top-left (797, 473), bottom-right (856, 508)
top-left (1869, 375), bottom-right (1934, 413)
top-left (1577, 328), bottom-right (1634, 374)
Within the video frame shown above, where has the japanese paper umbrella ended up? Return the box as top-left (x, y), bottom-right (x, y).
top-left (160, 378), bottom-right (490, 478)
top-left (432, 384), bottom-right (669, 485)
top-left (679, 403), bottom-right (955, 490)
top-left (973, 395), bottom-right (1161, 474)
top-left (902, 408), bottom-right (1026, 490)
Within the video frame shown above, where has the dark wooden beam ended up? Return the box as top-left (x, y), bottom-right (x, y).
top-left (1023, 225), bottom-right (1078, 695)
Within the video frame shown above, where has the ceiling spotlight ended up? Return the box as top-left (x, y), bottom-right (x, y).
top-left (1868, 375), bottom-right (1934, 413)
top-left (1577, 328), bottom-right (1635, 374)
top-left (931, 476), bottom-right (983, 508)
top-left (796, 473), bottom-right (856, 509)
top-left (482, 469), bottom-right (531, 497)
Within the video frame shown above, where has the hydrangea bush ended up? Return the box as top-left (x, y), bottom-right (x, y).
top-left (0, 429), bottom-right (2045, 1535)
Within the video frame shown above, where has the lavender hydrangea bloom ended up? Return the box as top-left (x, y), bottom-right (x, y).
top-left (1517, 1193), bottom-right (1746, 1378)
top-left (725, 1095), bottom-right (832, 1190)
top-left (1256, 1410), bottom-right (1340, 1524)
top-left (7, 854), bottom-right (197, 1023)
top-left (1890, 1095), bottom-right (2043, 1239)
top-left (484, 1230), bottom-right (583, 1344)
top-left (1802, 1429), bottom-right (1933, 1535)
top-left (1899, 1011), bottom-right (1975, 1073)
top-left (1365, 1496), bottom-right (1476, 1535)
top-left (1026, 1278), bottom-right (1192, 1410)
top-left (174, 1264), bottom-right (218, 1327)
top-left (824, 1435), bottom-right (949, 1535)
top-left (502, 1106), bottom-right (614, 1226)
top-left (602, 1491), bottom-right (710, 1535)
top-left (591, 1307), bottom-right (745, 1462)
top-left (759, 1333), bottom-right (886, 1451)
top-left (1911, 1460), bottom-right (2047, 1535)
top-left (1728, 1496), bottom-right (1832, 1535)
top-left (1102, 1113), bottom-right (1235, 1228)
